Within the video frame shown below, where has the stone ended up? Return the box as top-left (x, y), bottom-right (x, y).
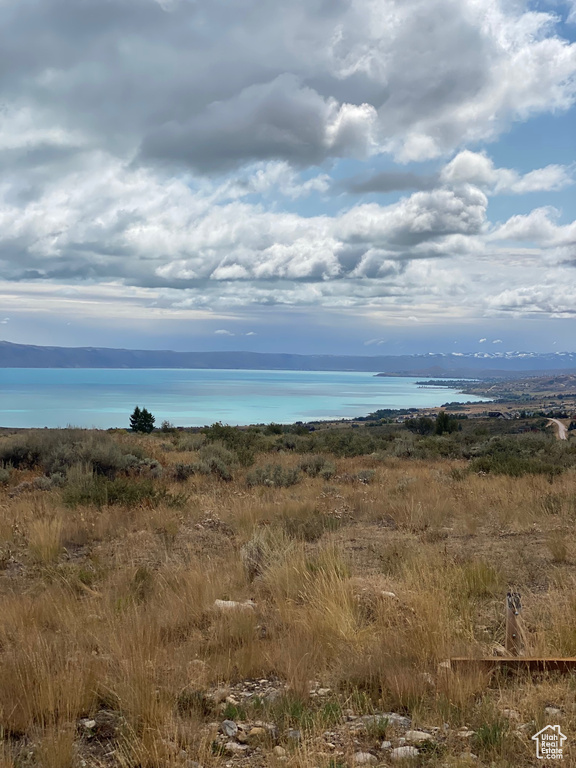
top-left (211, 688), bottom-right (229, 704)
top-left (405, 730), bottom-right (432, 743)
top-left (502, 708), bottom-right (520, 721)
top-left (220, 720), bottom-right (238, 738)
top-left (214, 599), bottom-right (256, 612)
top-left (545, 706), bottom-right (562, 718)
top-left (224, 742), bottom-right (248, 754)
top-left (381, 741), bottom-right (392, 750)
top-left (353, 752), bottom-right (377, 764)
top-left (382, 712), bottom-right (412, 728)
top-left (247, 726), bottom-right (268, 743)
top-left (287, 729), bottom-right (301, 742)
top-left (273, 746), bottom-right (287, 757)
top-left (391, 746), bottom-right (419, 761)
top-left (458, 730), bottom-right (475, 738)
top-left (80, 718), bottom-right (97, 732)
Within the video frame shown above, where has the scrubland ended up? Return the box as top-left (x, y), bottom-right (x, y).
top-left (0, 419), bottom-right (576, 767)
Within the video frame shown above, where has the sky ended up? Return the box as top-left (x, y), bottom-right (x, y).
top-left (0, 0), bottom-right (575, 356)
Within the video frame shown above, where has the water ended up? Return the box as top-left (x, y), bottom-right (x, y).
top-left (0, 368), bottom-right (488, 429)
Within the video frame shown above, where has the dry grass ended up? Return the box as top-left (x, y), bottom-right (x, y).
top-left (1, 428), bottom-right (576, 766)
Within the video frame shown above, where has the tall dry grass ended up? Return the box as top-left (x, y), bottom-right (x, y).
top-left (1, 429), bottom-right (576, 766)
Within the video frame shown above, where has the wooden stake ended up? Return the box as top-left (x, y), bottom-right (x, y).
top-left (505, 592), bottom-right (524, 656)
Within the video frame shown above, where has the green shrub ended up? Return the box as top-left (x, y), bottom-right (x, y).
top-left (0, 467), bottom-right (10, 485)
top-left (280, 504), bottom-right (342, 542)
top-left (298, 454), bottom-right (334, 478)
top-left (62, 467), bottom-right (186, 508)
top-left (172, 463), bottom-right (195, 481)
top-left (0, 429), bottom-right (145, 478)
top-left (202, 423), bottom-right (264, 463)
top-left (355, 469), bottom-right (376, 484)
top-left (196, 442), bottom-right (237, 481)
top-left (177, 433), bottom-right (206, 451)
top-left (405, 416), bottom-right (434, 435)
top-left (246, 464), bottom-right (301, 488)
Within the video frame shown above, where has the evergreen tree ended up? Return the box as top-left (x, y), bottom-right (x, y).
top-left (435, 410), bottom-right (459, 435)
top-left (129, 406), bottom-right (156, 433)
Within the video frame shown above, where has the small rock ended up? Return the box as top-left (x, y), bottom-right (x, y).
top-left (502, 708), bottom-right (521, 721)
top-left (458, 729), bottom-right (475, 738)
top-left (405, 730), bottom-right (432, 743)
top-left (224, 741), bottom-right (248, 754)
top-left (247, 726), bottom-right (268, 743)
top-left (80, 718), bottom-right (97, 731)
top-left (391, 746), bottom-right (419, 761)
top-left (381, 591), bottom-right (397, 599)
top-left (287, 729), bottom-right (301, 742)
top-left (420, 672), bottom-right (435, 687)
top-left (214, 599), bottom-right (256, 612)
top-left (220, 720), bottom-right (238, 738)
top-left (517, 721), bottom-right (535, 733)
top-left (381, 741), bottom-right (392, 750)
top-left (317, 687), bottom-right (331, 696)
top-left (382, 712), bottom-right (412, 728)
top-left (211, 688), bottom-right (229, 704)
top-left (545, 706), bottom-right (562, 718)
top-left (353, 752), bottom-right (377, 765)
top-left (273, 746), bottom-right (287, 757)
top-left (458, 753), bottom-right (478, 761)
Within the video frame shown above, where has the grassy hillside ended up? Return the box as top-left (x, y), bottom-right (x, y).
top-left (0, 419), bottom-right (575, 767)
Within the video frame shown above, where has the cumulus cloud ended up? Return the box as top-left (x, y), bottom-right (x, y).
top-left (487, 284), bottom-right (576, 317)
top-left (0, 0), bottom-right (574, 171)
top-left (140, 75), bottom-right (378, 171)
top-left (441, 151), bottom-right (574, 194)
top-left (489, 207), bottom-right (576, 245)
top-left (0, 0), bottom-right (575, 335)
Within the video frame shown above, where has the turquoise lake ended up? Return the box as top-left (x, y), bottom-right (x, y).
top-left (0, 369), bottom-right (488, 429)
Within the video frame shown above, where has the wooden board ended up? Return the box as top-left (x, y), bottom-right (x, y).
top-left (450, 657), bottom-right (576, 674)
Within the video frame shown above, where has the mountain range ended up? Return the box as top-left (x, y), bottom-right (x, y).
top-left (1, 341), bottom-right (576, 377)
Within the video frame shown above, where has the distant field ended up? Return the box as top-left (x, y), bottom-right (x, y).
top-left (1, 417), bottom-right (576, 767)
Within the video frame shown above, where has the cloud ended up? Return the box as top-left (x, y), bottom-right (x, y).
top-left (214, 329), bottom-right (235, 336)
top-left (0, 0), bottom-right (575, 337)
top-left (487, 284), bottom-right (576, 317)
top-left (492, 339), bottom-right (503, 343)
top-left (1, 0), bottom-right (574, 173)
top-left (0, 152), bottom-right (490, 289)
top-left (479, 337), bottom-right (487, 343)
top-left (441, 151), bottom-right (574, 194)
top-left (140, 74), bottom-right (378, 172)
top-left (343, 171), bottom-right (439, 194)
top-left (489, 207), bottom-right (576, 245)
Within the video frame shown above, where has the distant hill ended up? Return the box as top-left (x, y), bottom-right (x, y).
top-left (1, 340), bottom-right (576, 377)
